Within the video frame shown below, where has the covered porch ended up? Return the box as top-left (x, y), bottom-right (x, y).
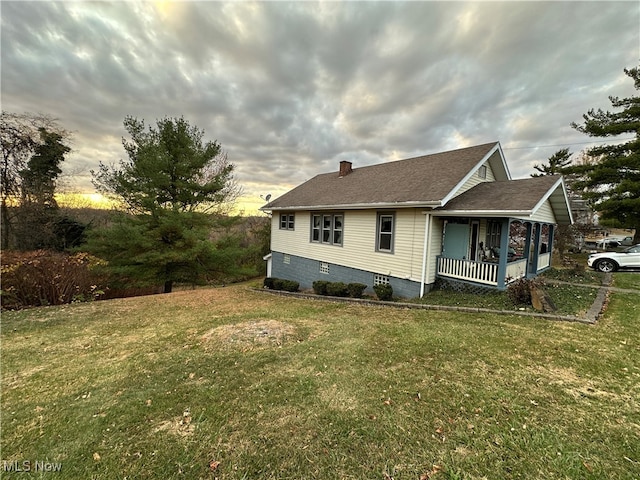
top-left (435, 218), bottom-right (555, 290)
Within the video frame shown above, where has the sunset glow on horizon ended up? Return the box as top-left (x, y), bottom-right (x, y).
top-left (56, 192), bottom-right (269, 216)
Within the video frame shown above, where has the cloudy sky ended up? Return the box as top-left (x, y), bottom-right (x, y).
top-left (2, 1), bottom-right (638, 212)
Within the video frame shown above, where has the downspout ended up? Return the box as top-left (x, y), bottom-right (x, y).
top-left (420, 213), bottom-right (431, 298)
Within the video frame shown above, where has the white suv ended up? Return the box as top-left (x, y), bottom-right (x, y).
top-left (587, 244), bottom-right (640, 272)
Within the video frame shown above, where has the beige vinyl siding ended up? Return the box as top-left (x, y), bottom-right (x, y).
top-left (452, 161), bottom-right (497, 198)
top-left (271, 209), bottom-right (430, 282)
top-left (528, 200), bottom-right (557, 224)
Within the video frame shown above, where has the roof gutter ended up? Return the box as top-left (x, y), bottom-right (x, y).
top-left (433, 209), bottom-right (533, 217)
top-left (261, 200), bottom-right (443, 212)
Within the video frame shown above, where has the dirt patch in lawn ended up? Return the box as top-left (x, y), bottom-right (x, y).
top-left (153, 409), bottom-right (196, 437)
top-left (534, 366), bottom-right (626, 401)
top-left (202, 320), bottom-right (298, 351)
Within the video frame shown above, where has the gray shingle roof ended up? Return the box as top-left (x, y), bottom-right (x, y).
top-left (441, 176), bottom-right (561, 212)
top-left (439, 175), bottom-right (572, 224)
top-left (263, 142), bottom-right (499, 210)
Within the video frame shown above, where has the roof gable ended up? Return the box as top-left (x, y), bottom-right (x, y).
top-left (263, 142), bottom-right (502, 210)
top-left (444, 143), bottom-right (510, 203)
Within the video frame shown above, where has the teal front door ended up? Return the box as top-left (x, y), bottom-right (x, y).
top-left (443, 223), bottom-right (470, 259)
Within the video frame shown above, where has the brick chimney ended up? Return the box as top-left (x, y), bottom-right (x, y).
top-left (339, 160), bottom-right (353, 177)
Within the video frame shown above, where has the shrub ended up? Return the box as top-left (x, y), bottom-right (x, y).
top-left (1, 250), bottom-right (106, 309)
top-left (326, 282), bottom-right (349, 297)
top-left (280, 280), bottom-right (299, 292)
top-left (347, 283), bottom-right (367, 298)
top-left (373, 283), bottom-right (393, 301)
top-left (263, 277), bottom-right (298, 292)
top-left (312, 280), bottom-right (330, 295)
top-left (507, 278), bottom-right (533, 306)
top-left (570, 262), bottom-right (586, 274)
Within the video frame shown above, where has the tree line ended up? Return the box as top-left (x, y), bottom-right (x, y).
top-left (1, 64), bottom-right (638, 303)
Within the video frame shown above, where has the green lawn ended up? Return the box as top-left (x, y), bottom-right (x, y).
top-left (2, 284), bottom-right (638, 479)
top-left (414, 282), bottom-right (597, 317)
top-left (613, 272), bottom-right (640, 291)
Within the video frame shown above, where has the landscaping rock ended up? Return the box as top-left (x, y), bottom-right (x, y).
top-left (531, 285), bottom-right (557, 312)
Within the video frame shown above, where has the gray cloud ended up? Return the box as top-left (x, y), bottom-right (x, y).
top-left (2, 1), bottom-right (638, 209)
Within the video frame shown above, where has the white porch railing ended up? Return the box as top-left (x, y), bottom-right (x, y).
top-left (437, 257), bottom-right (531, 286)
top-left (537, 252), bottom-right (551, 270)
top-left (505, 258), bottom-right (527, 282)
top-left (437, 257), bottom-right (498, 285)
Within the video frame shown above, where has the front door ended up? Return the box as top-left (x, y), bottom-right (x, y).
top-left (443, 223), bottom-right (470, 260)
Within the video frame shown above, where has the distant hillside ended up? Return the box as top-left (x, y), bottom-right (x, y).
top-left (58, 206), bottom-right (115, 229)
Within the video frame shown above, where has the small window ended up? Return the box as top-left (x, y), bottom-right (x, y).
top-left (311, 212), bottom-right (343, 246)
top-left (320, 262), bottom-right (330, 274)
top-left (478, 165), bottom-right (487, 179)
top-left (373, 274), bottom-right (389, 286)
top-left (377, 212), bottom-right (395, 253)
top-left (279, 213), bottom-right (295, 230)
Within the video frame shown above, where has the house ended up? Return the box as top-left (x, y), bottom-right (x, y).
top-left (260, 142), bottom-right (573, 298)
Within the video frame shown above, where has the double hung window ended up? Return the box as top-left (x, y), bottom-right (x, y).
top-left (376, 213), bottom-right (395, 253)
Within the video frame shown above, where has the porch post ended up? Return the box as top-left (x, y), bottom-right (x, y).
top-left (547, 224), bottom-right (555, 266)
top-left (523, 222), bottom-right (533, 271)
top-left (496, 218), bottom-right (511, 289)
top-left (532, 222), bottom-right (542, 274)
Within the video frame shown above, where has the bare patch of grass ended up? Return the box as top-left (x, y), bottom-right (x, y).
top-left (202, 319), bottom-right (298, 351)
